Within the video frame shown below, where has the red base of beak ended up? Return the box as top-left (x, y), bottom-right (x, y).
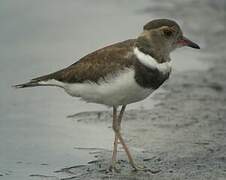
top-left (177, 37), bottom-right (200, 49)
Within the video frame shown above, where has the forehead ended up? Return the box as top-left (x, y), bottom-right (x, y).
top-left (143, 19), bottom-right (181, 31)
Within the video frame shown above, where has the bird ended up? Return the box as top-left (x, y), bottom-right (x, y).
top-left (14, 19), bottom-right (200, 171)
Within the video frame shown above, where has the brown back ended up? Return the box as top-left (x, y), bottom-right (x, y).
top-left (32, 39), bottom-right (136, 83)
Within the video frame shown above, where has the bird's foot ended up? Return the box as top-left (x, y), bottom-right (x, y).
top-left (132, 164), bottom-right (161, 174)
top-left (132, 164), bottom-right (146, 171)
top-left (109, 162), bottom-right (120, 173)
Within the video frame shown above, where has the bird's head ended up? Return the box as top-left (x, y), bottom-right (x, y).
top-left (136, 19), bottom-right (200, 62)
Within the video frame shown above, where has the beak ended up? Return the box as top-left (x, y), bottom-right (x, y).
top-left (177, 36), bottom-right (200, 49)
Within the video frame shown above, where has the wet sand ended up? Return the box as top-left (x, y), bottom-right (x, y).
top-left (1, 0), bottom-right (226, 180)
top-left (51, 1), bottom-right (226, 179)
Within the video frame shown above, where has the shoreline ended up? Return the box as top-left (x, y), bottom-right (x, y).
top-left (53, 0), bottom-right (226, 179)
top-left (0, 0), bottom-right (225, 180)
top-left (56, 41), bottom-right (225, 180)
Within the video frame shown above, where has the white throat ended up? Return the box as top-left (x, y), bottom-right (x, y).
top-left (134, 47), bottom-right (172, 74)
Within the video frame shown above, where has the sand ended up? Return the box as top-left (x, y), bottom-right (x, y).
top-left (53, 0), bottom-right (226, 179)
top-left (0, 0), bottom-right (225, 179)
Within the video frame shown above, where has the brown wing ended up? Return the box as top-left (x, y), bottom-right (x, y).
top-left (32, 39), bottom-right (136, 84)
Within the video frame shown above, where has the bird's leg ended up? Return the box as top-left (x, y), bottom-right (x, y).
top-left (112, 106), bottom-right (139, 170)
top-left (110, 106), bottom-right (118, 171)
top-left (118, 105), bottom-right (126, 130)
top-left (111, 105), bottom-right (126, 171)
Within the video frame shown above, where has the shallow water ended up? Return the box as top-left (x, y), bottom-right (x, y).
top-left (0, 0), bottom-right (212, 179)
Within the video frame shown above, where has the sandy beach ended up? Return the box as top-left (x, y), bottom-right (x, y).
top-left (0, 0), bottom-right (225, 179)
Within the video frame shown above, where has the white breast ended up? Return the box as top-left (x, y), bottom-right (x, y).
top-left (134, 47), bottom-right (172, 74)
top-left (56, 69), bottom-right (154, 106)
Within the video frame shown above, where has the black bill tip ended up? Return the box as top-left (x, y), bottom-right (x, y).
top-left (177, 36), bottom-right (200, 49)
top-left (187, 41), bottom-right (200, 49)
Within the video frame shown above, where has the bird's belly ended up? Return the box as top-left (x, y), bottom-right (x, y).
top-left (63, 69), bottom-right (154, 106)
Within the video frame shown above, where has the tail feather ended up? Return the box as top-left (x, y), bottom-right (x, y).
top-left (13, 67), bottom-right (67, 89)
top-left (13, 71), bottom-right (58, 89)
top-left (13, 81), bottom-right (44, 88)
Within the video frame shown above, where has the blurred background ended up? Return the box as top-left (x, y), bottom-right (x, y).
top-left (0, 0), bottom-right (225, 179)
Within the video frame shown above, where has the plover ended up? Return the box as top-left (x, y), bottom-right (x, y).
top-left (14, 19), bottom-right (200, 171)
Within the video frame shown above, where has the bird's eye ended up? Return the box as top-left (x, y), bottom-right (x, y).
top-left (163, 29), bottom-right (173, 37)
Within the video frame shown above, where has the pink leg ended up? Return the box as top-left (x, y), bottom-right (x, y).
top-left (111, 105), bottom-right (126, 169)
top-left (111, 106), bottom-right (138, 170)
